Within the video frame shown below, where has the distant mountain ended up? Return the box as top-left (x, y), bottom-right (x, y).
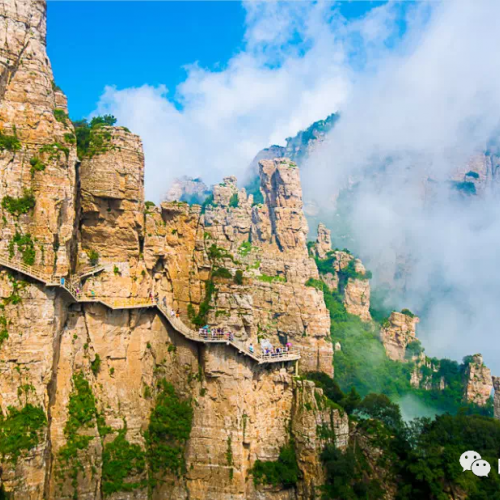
top-left (163, 175), bottom-right (211, 204)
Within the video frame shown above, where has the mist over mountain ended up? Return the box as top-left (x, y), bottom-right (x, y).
top-left (299, 0), bottom-right (500, 372)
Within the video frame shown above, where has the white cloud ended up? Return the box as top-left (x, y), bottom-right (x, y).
top-left (303, 0), bottom-right (500, 371)
top-left (93, 1), bottom-right (402, 201)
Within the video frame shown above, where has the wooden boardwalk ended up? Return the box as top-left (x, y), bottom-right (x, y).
top-left (0, 254), bottom-right (300, 365)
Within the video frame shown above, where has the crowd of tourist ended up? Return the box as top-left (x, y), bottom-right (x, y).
top-left (259, 342), bottom-right (293, 357)
top-left (198, 325), bottom-right (234, 341)
top-left (197, 326), bottom-right (293, 358)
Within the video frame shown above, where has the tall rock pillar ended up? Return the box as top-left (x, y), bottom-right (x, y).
top-left (492, 376), bottom-right (500, 420)
top-left (0, 0), bottom-right (78, 276)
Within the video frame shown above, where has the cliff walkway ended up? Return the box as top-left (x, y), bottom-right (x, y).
top-left (0, 254), bottom-right (300, 365)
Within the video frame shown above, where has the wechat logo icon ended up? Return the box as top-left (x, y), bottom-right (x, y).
top-left (460, 451), bottom-right (491, 477)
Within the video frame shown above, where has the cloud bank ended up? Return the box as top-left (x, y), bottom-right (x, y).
top-left (303, 0), bottom-right (500, 371)
top-left (93, 1), bottom-right (406, 201)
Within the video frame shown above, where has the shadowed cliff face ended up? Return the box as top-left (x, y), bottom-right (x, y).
top-left (0, 2), bottom-right (343, 499)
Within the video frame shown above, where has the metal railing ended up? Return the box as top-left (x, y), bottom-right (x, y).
top-left (0, 252), bottom-right (300, 364)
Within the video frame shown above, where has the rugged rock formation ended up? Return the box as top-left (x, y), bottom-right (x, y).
top-left (311, 227), bottom-right (371, 322)
top-left (463, 354), bottom-right (492, 406)
top-left (492, 376), bottom-right (500, 420)
top-left (283, 114), bottom-right (338, 164)
top-left (0, 0), bottom-right (77, 276)
top-left (292, 380), bottom-right (348, 498)
top-left (145, 161), bottom-right (333, 376)
top-left (341, 257), bottom-right (371, 322)
top-left (410, 353), bottom-right (442, 390)
top-left (380, 311), bottom-right (419, 362)
top-left (448, 153), bottom-right (500, 197)
top-left (79, 126), bottom-right (145, 264)
top-left (314, 223), bottom-right (331, 260)
top-left (0, 3), bottom-right (341, 498)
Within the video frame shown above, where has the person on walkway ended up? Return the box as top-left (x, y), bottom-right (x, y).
top-left (162, 296), bottom-right (167, 308)
top-left (176, 310), bottom-right (180, 318)
top-left (249, 343), bottom-right (254, 354)
top-left (91, 290), bottom-right (96, 298)
top-left (170, 309), bottom-right (175, 318)
top-left (228, 331), bottom-right (234, 342)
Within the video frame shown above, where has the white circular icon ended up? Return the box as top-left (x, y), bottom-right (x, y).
top-left (460, 451), bottom-right (481, 471)
top-left (471, 459), bottom-right (491, 478)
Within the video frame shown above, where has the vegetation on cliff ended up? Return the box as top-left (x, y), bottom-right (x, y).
top-left (53, 109), bottom-right (69, 126)
top-left (72, 114), bottom-right (117, 159)
top-left (243, 174), bottom-right (264, 206)
top-left (284, 113), bottom-right (339, 163)
top-left (309, 254), bottom-right (492, 416)
top-left (2, 189), bottom-right (36, 216)
top-left (8, 232), bottom-right (36, 265)
top-left (252, 443), bottom-right (300, 488)
top-left (102, 426), bottom-right (147, 495)
top-left (145, 380), bottom-right (193, 484)
top-left (39, 142), bottom-right (70, 161)
top-left (314, 252), bottom-right (372, 283)
top-left (58, 373), bottom-right (99, 464)
top-left (29, 157), bottom-right (45, 177)
top-left (0, 403), bottom-right (46, 464)
top-left (0, 131), bottom-right (21, 152)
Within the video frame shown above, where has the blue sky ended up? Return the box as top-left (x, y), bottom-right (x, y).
top-left (47, 1), bottom-right (387, 119)
top-left (47, 2), bottom-right (246, 118)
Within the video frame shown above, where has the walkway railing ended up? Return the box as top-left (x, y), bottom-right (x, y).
top-left (0, 252), bottom-right (300, 365)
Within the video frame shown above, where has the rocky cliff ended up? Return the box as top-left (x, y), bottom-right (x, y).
top-left (0, 3), bottom-right (342, 498)
top-left (463, 354), bottom-right (492, 407)
top-left (379, 311), bottom-right (419, 362)
top-left (146, 162), bottom-right (333, 376)
top-left (311, 223), bottom-right (371, 322)
top-left (492, 376), bottom-right (500, 420)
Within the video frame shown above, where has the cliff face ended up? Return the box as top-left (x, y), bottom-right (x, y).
top-left (379, 312), bottom-right (419, 362)
top-left (492, 376), bottom-right (500, 421)
top-left (0, 0), bottom-right (77, 276)
top-left (0, 3), bottom-right (340, 498)
top-left (463, 354), bottom-right (492, 406)
top-left (145, 161), bottom-right (333, 376)
top-left (312, 224), bottom-right (372, 322)
top-left (0, 1), bottom-right (76, 496)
